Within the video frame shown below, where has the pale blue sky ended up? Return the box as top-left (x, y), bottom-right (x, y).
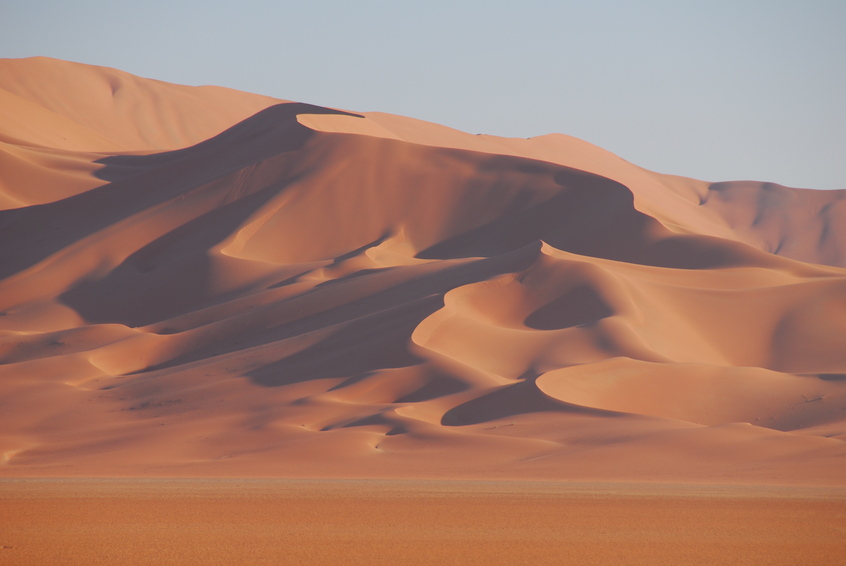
top-left (3, 1), bottom-right (844, 189)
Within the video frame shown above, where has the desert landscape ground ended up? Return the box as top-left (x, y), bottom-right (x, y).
top-left (1, 57), bottom-right (845, 564)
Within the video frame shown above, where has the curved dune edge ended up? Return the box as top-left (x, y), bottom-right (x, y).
top-left (0, 57), bottom-right (844, 484)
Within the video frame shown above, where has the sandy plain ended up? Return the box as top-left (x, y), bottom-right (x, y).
top-left (3, 479), bottom-right (845, 566)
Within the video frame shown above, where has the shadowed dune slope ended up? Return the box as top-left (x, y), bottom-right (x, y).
top-left (0, 58), bottom-right (844, 483)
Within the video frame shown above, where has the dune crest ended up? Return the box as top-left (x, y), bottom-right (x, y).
top-left (0, 57), bottom-right (844, 483)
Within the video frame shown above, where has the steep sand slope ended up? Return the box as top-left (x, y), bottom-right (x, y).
top-left (1, 58), bottom-right (844, 482)
top-left (0, 57), bottom-right (281, 208)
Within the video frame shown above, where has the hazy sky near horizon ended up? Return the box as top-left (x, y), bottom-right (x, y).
top-left (3, 1), bottom-right (845, 189)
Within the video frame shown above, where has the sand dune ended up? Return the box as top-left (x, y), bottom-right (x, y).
top-left (0, 57), bottom-right (844, 484)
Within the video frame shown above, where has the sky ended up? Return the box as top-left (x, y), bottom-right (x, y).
top-left (2, 0), bottom-right (845, 189)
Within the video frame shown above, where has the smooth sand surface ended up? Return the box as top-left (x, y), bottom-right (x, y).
top-left (1, 57), bottom-right (845, 486)
top-left (2, 479), bottom-right (845, 566)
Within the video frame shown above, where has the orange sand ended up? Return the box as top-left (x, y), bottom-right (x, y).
top-left (0, 57), bottom-right (844, 486)
top-left (2, 479), bottom-right (845, 566)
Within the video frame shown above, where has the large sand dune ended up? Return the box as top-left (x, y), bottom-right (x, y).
top-left (1, 57), bottom-right (844, 483)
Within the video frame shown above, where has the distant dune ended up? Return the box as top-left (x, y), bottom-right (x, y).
top-left (1, 57), bottom-right (844, 483)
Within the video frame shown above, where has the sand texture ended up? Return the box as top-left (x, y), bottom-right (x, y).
top-left (2, 479), bottom-right (845, 566)
top-left (1, 57), bottom-right (845, 484)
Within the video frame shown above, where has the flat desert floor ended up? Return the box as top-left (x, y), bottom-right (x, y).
top-left (1, 479), bottom-right (844, 565)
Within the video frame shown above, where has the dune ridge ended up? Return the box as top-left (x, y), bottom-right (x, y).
top-left (0, 57), bottom-right (844, 483)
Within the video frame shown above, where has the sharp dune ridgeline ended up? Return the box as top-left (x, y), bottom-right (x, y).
top-left (1, 57), bottom-right (845, 483)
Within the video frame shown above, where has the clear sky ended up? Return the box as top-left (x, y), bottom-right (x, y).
top-left (3, 0), bottom-right (844, 189)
